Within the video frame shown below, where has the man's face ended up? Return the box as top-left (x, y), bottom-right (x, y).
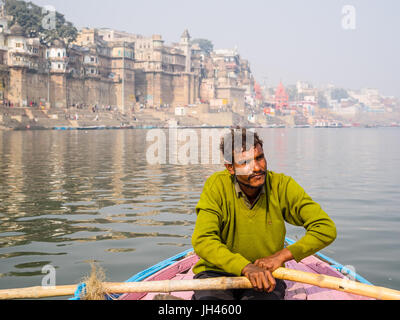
top-left (226, 143), bottom-right (267, 189)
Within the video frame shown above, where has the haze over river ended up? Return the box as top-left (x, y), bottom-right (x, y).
top-left (0, 128), bottom-right (399, 294)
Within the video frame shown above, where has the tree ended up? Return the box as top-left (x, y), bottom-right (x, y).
top-left (285, 85), bottom-right (298, 101)
top-left (191, 38), bottom-right (214, 55)
top-left (331, 88), bottom-right (349, 101)
top-left (318, 92), bottom-right (329, 108)
top-left (5, 0), bottom-right (77, 46)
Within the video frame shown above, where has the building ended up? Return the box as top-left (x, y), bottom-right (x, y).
top-left (199, 48), bottom-right (252, 114)
top-left (0, 17), bottom-right (253, 119)
top-left (97, 28), bottom-right (201, 108)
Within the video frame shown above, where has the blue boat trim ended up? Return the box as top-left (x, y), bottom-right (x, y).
top-left (284, 237), bottom-right (372, 285)
top-left (70, 248), bottom-right (194, 300)
top-left (70, 283), bottom-right (87, 300)
top-left (125, 248), bottom-right (194, 282)
top-left (70, 238), bottom-right (371, 299)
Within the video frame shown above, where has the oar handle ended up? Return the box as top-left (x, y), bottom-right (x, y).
top-left (101, 268), bottom-right (400, 300)
top-left (1, 267), bottom-right (399, 300)
top-left (0, 285), bottom-right (78, 300)
top-left (273, 268), bottom-right (400, 300)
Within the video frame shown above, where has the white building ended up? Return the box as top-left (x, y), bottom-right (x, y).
top-left (46, 39), bottom-right (68, 73)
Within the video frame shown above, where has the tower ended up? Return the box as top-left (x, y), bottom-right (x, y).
top-left (180, 29), bottom-right (191, 73)
top-left (275, 82), bottom-right (289, 111)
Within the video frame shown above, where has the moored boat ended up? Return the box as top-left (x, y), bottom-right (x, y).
top-left (71, 237), bottom-right (374, 300)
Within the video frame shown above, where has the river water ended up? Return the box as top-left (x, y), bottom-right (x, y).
top-left (0, 128), bottom-right (399, 295)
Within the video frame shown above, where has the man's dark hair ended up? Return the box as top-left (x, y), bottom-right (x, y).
top-left (220, 127), bottom-right (263, 164)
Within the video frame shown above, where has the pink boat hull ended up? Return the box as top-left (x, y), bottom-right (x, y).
top-left (119, 254), bottom-right (373, 300)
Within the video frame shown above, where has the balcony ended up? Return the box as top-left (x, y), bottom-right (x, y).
top-left (83, 60), bottom-right (99, 67)
top-left (48, 56), bottom-right (68, 63)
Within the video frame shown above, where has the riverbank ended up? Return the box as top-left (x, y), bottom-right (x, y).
top-left (1, 105), bottom-right (400, 131)
top-left (0, 105), bottom-right (251, 130)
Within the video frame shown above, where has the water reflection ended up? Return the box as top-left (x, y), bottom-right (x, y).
top-left (0, 128), bottom-right (399, 291)
top-left (0, 129), bottom-right (217, 289)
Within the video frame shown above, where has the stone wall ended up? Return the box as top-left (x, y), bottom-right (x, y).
top-left (215, 87), bottom-right (245, 111)
top-left (137, 71), bottom-right (199, 108)
top-left (3, 66), bottom-right (200, 112)
top-left (134, 69), bottom-right (147, 104)
top-left (197, 112), bottom-right (234, 126)
top-left (4, 68), bottom-right (131, 111)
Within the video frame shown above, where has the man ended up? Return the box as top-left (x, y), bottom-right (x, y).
top-left (191, 128), bottom-right (337, 300)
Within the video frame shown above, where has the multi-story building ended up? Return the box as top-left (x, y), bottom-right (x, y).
top-left (200, 48), bottom-right (252, 114)
top-left (0, 17), bottom-right (252, 116)
top-left (4, 22), bottom-right (52, 107)
top-left (46, 39), bottom-right (68, 73)
top-left (97, 28), bottom-right (201, 108)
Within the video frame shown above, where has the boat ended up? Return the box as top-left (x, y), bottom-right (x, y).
top-left (53, 126), bottom-right (77, 130)
top-left (294, 124), bottom-right (311, 128)
top-left (264, 124), bottom-right (286, 128)
top-left (314, 121), bottom-right (329, 128)
top-left (71, 237), bottom-right (374, 300)
top-left (76, 125), bottom-right (106, 130)
top-left (328, 122), bottom-right (343, 128)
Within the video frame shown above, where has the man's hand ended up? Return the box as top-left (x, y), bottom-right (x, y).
top-left (241, 263), bottom-right (276, 293)
top-left (254, 248), bottom-right (294, 272)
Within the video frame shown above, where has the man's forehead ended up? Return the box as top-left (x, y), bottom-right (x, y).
top-left (234, 144), bottom-right (264, 161)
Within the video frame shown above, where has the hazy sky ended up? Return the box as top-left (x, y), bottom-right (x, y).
top-left (30, 0), bottom-right (399, 97)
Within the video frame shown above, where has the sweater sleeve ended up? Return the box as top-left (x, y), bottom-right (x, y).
top-left (191, 177), bottom-right (251, 276)
top-left (279, 176), bottom-right (337, 262)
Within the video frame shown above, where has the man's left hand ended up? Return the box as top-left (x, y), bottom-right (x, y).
top-left (254, 248), bottom-right (294, 272)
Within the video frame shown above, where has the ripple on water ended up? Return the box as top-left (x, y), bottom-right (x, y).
top-left (0, 129), bottom-right (399, 290)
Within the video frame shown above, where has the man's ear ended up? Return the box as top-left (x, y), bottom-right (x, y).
top-left (224, 163), bottom-right (235, 175)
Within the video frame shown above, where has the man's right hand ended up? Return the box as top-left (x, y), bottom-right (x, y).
top-left (241, 263), bottom-right (276, 293)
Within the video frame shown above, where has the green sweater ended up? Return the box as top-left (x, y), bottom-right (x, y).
top-left (191, 169), bottom-right (337, 276)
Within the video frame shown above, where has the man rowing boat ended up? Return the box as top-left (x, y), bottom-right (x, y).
top-left (191, 128), bottom-right (337, 300)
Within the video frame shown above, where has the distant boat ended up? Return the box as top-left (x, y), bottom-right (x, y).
top-left (53, 126), bottom-right (77, 130)
top-left (314, 121), bottom-right (329, 128)
top-left (314, 121), bottom-right (345, 128)
top-left (328, 122), bottom-right (343, 128)
top-left (264, 124), bottom-right (286, 128)
top-left (294, 124), bottom-right (311, 128)
top-left (77, 126), bottom-right (106, 130)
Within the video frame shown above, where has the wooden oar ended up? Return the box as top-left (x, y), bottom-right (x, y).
top-left (0, 267), bottom-right (399, 300)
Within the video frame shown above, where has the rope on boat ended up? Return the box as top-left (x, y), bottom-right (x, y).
top-left (79, 262), bottom-right (109, 300)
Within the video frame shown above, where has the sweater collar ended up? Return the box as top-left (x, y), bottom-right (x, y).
top-left (233, 175), bottom-right (266, 209)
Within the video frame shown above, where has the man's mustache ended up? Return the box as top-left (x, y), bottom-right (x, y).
top-left (247, 171), bottom-right (267, 181)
